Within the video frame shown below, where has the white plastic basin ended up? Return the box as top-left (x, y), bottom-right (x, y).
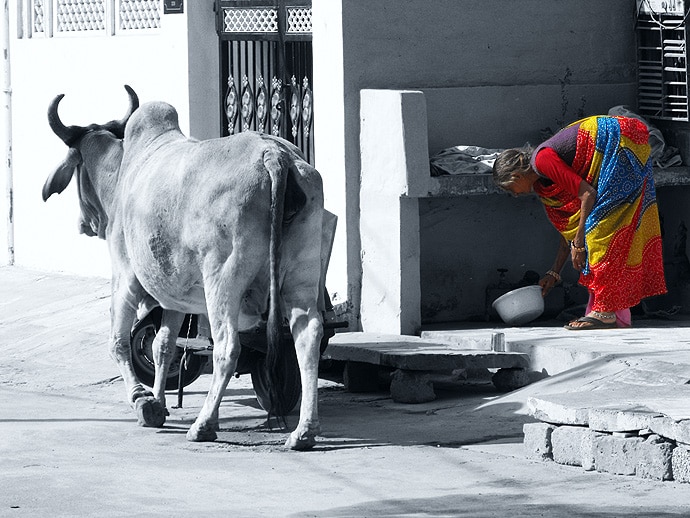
top-left (491, 285), bottom-right (544, 326)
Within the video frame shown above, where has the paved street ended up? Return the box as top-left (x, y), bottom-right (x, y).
top-left (2, 266), bottom-right (690, 517)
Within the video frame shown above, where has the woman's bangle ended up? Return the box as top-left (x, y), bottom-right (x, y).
top-left (546, 270), bottom-right (561, 282)
top-left (570, 241), bottom-right (586, 253)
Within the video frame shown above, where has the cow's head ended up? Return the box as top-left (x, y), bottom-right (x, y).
top-left (43, 85), bottom-right (139, 238)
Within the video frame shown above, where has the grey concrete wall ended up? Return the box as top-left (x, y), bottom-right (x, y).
top-left (314, 0), bottom-right (638, 327)
top-left (656, 186), bottom-right (690, 313)
top-left (421, 185), bottom-right (690, 324)
top-left (422, 84), bottom-right (638, 156)
top-left (419, 194), bottom-right (572, 322)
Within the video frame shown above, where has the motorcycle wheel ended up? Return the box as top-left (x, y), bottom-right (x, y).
top-left (131, 318), bottom-right (207, 392)
top-left (249, 346), bottom-right (302, 414)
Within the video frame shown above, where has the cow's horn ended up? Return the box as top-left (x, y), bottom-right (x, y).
top-left (106, 85), bottom-right (139, 139)
top-left (47, 94), bottom-right (83, 146)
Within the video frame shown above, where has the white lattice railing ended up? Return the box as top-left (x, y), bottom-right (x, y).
top-left (286, 7), bottom-right (311, 34)
top-left (221, 6), bottom-right (312, 34)
top-left (24, 0), bottom-right (162, 38)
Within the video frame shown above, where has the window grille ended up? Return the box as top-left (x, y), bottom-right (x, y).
top-left (222, 8), bottom-right (278, 33)
top-left (119, 0), bottom-right (162, 31)
top-left (286, 7), bottom-right (311, 34)
top-left (55, 0), bottom-right (107, 33)
top-left (21, 0), bottom-right (162, 38)
top-left (637, 0), bottom-right (690, 121)
top-left (220, 6), bottom-right (312, 36)
top-left (32, 0), bottom-right (46, 33)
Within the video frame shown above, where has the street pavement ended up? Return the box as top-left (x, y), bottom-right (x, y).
top-left (2, 266), bottom-right (690, 517)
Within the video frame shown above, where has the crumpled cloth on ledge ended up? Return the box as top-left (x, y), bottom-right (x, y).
top-left (430, 145), bottom-right (504, 177)
top-left (608, 105), bottom-right (683, 169)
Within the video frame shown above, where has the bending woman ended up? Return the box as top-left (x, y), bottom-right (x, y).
top-left (492, 115), bottom-right (667, 330)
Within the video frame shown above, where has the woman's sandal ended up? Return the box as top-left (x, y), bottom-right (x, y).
top-left (564, 315), bottom-right (617, 331)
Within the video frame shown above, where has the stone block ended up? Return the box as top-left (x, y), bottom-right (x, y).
top-left (389, 369), bottom-right (435, 403)
top-left (672, 446), bottom-right (690, 483)
top-left (523, 422), bottom-right (555, 460)
top-left (580, 428), bottom-right (600, 471)
top-left (650, 416), bottom-right (690, 446)
top-left (492, 368), bottom-right (530, 392)
top-left (551, 425), bottom-right (601, 470)
top-left (592, 434), bottom-right (643, 476)
top-left (636, 435), bottom-right (674, 481)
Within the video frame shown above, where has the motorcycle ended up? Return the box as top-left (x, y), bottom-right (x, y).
top-left (129, 210), bottom-right (346, 412)
top-left (130, 292), bottom-right (346, 412)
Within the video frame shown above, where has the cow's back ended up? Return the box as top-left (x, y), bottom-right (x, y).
top-left (114, 102), bottom-right (321, 315)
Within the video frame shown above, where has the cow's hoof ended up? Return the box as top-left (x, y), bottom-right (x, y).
top-left (130, 385), bottom-right (154, 403)
top-left (186, 423), bottom-right (218, 442)
top-left (135, 397), bottom-right (166, 428)
top-left (285, 431), bottom-right (316, 451)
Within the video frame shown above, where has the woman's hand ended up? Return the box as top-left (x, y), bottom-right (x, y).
top-left (571, 247), bottom-right (586, 271)
top-left (572, 180), bottom-right (595, 272)
top-left (539, 275), bottom-right (557, 296)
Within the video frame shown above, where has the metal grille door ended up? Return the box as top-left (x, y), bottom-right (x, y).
top-left (217, 0), bottom-right (314, 164)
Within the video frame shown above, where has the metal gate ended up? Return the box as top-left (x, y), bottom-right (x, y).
top-left (216, 0), bottom-right (314, 164)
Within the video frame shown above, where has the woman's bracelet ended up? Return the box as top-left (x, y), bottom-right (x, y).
top-left (546, 270), bottom-right (561, 282)
top-left (570, 241), bottom-right (586, 253)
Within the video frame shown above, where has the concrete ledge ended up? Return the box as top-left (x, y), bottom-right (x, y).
top-left (421, 323), bottom-right (690, 378)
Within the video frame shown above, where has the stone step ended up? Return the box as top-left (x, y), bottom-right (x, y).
top-left (527, 384), bottom-right (690, 445)
top-left (323, 332), bottom-right (531, 402)
top-left (324, 332), bottom-right (529, 371)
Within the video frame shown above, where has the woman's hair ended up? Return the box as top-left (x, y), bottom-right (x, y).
top-left (492, 146), bottom-right (533, 190)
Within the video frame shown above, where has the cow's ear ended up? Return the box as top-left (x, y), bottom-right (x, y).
top-left (43, 148), bottom-right (82, 201)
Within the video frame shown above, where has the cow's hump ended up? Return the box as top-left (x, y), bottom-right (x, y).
top-left (125, 101), bottom-right (182, 144)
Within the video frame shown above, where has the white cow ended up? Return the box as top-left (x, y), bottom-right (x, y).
top-left (44, 86), bottom-right (324, 450)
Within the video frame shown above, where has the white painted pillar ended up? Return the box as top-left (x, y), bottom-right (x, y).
top-left (1, 0), bottom-right (13, 265)
top-left (359, 89), bottom-right (429, 335)
top-left (312, 0), bottom-right (348, 306)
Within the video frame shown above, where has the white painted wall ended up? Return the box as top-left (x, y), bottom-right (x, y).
top-left (1, 2), bottom-right (218, 278)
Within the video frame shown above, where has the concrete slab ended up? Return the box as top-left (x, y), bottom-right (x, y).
top-left (422, 321), bottom-right (690, 377)
top-left (528, 384), bottom-right (690, 423)
top-left (413, 320), bottom-right (690, 448)
top-left (324, 332), bottom-right (530, 371)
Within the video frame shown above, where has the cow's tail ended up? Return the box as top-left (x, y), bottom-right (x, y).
top-left (264, 149), bottom-right (291, 425)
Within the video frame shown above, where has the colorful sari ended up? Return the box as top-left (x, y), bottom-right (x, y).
top-left (533, 116), bottom-right (667, 312)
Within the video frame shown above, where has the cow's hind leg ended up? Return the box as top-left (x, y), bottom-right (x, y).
top-left (186, 257), bottom-right (258, 442)
top-left (281, 211), bottom-right (324, 450)
top-left (284, 301), bottom-right (323, 450)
